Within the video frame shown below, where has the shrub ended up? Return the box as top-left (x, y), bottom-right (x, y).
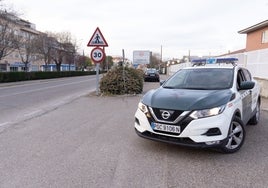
top-left (0, 71), bottom-right (102, 83)
top-left (100, 67), bottom-right (143, 95)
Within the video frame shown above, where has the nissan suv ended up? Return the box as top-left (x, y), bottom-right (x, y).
top-left (134, 58), bottom-right (261, 153)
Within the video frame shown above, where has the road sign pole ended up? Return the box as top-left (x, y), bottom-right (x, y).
top-left (90, 47), bottom-right (105, 95)
top-left (96, 63), bottom-right (100, 95)
top-left (87, 27), bottom-right (108, 95)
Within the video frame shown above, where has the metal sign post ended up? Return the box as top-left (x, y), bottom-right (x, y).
top-left (90, 47), bottom-right (105, 95)
top-left (87, 27), bottom-right (108, 95)
top-left (95, 63), bottom-right (100, 95)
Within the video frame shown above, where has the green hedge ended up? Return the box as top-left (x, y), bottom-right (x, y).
top-left (0, 71), bottom-right (104, 83)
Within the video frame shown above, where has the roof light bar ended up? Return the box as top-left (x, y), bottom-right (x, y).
top-left (191, 58), bottom-right (238, 67)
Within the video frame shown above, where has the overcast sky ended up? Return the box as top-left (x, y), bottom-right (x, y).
top-left (6, 0), bottom-right (268, 60)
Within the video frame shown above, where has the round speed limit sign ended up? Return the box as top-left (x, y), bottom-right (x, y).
top-left (91, 47), bottom-right (105, 63)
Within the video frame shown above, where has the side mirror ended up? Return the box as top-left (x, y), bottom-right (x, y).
top-left (239, 81), bottom-right (255, 90)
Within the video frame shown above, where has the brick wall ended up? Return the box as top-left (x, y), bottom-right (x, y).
top-left (246, 26), bottom-right (268, 51)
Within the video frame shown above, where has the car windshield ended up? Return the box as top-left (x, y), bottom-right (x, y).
top-left (146, 69), bottom-right (157, 73)
top-left (163, 68), bottom-right (234, 90)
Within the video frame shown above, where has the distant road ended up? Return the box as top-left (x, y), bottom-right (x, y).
top-left (0, 75), bottom-right (96, 129)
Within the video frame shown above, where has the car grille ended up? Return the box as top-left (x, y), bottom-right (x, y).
top-left (148, 107), bottom-right (193, 135)
top-left (151, 108), bottom-right (184, 122)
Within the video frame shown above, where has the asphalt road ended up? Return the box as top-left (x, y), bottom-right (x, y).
top-left (0, 78), bottom-right (268, 188)
top-left (0, 75), bottom-right (96, 129)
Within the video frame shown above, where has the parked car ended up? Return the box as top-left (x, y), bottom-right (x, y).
top-left (134, 58), bottom-right (261, 153)
top-left (144, 68), bottom-right (160, 82)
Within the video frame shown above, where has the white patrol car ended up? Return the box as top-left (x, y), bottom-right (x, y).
top-left (134, 58), bottom-right (261, 153)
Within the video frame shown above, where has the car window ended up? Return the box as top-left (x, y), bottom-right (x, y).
top-left (163, 68), bottom-right (233, 90)
top-left (146, 69), bottom-right (158, 74)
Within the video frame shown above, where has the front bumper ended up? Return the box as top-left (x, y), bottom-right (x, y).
top-left (134, 108), bottom-right (232, 148)
top-left (144, 75), bottom-right (159, 81)
top-left (135, 128), bottom-right (220, 148)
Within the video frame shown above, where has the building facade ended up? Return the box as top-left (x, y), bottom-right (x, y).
top-left (0, 12), bottom-right (44, 72)
top-left (0, 12), bottom-right (76, 72)
top-left (238, 20), bottom-right (268, 51)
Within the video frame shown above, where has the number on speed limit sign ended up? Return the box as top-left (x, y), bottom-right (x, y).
top-left (90, 47), bottom-right (105, 63)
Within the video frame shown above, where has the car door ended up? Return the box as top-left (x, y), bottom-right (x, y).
top-left (237, 69), bottom-right (252, 124)
top-left (242, 68), bottom-right (259, 112)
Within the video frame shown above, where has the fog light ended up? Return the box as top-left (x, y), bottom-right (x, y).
top-left (203, 128), bottom-right (221, 136)
top-left (135, 118), bottom-right (140, 125)
top-left (205, 141), bottom-right (220, 145)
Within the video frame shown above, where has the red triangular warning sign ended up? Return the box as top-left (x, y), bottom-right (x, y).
top-left (87, 27), bottom-right (108, 47)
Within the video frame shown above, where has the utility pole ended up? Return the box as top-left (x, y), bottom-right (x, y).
top-left (188, 50), bottom-right (191, 62)
top-left (122, 49), bottom-right (126, 93)
top-left (161, 45), bottom-right (162, 64)
top-left (159, 45), bottom-right (162, 71)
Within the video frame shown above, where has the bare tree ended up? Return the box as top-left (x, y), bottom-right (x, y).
top-left (100, 55), bottom-right (113, 70)
top-left (76, 54), bottom-right (92, 71)
top-left (148, 53), bottom-right (161, 69)
top-left (64, 42), bottom-right (76, 71)
top-left (50, 42), bottom-right (64, 72)
top-left (0, 9), bottom-right (20, 61)
top-left (35, 33), bottom-right (55, 71)
top-left (16, 33), bottom-right (39, 71)
top-left (49, 32), bottom-right (76, 72)
top-left (60, 32), bottom-right (78, 71)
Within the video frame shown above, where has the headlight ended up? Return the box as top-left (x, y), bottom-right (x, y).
top-left (138, 102), bottom-right (149, 114)
top-left (190, 105), bottom-right (226, 119)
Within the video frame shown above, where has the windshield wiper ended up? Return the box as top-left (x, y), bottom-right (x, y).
top-left (163, 86), bottom-right (176, 89)
top-left (182, 87), bottom-right (210, 90)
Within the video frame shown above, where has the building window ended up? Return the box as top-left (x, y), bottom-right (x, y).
top-left (0, 64), bottom-right (7, 71)
top-left (10, 67), bottom-right (18, 72)
top-left (262, 30), bottom-right (268, 43)
top-left (21, 66), bottom-right (28, 72)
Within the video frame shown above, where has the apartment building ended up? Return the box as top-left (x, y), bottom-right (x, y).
top-left (0, 12), bottom-right (76, 72)
top-left (0, 11), bottom-right (44, 72)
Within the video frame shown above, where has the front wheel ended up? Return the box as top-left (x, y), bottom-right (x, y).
top-left (220, 116), bottom-right (245, 153)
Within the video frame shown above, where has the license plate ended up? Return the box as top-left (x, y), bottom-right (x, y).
top-left (151, 122), bottom-right (180, 134)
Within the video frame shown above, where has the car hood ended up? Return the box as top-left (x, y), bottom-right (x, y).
top-left (142, 87), bottom-right (233, 111)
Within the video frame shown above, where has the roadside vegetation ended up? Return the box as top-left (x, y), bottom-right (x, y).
top-left (0, 71), bottom-right (104, 82)
top-left (100, 67), bottom-right (144, 95)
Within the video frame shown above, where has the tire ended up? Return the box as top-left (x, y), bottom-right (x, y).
top-left (249, 100), bottom-right (260, 125)
top-left (220, 116), bottom-right (245, 154)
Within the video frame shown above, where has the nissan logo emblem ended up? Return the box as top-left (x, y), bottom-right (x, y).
top-left (161, 111), bottom-right (171, 119)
